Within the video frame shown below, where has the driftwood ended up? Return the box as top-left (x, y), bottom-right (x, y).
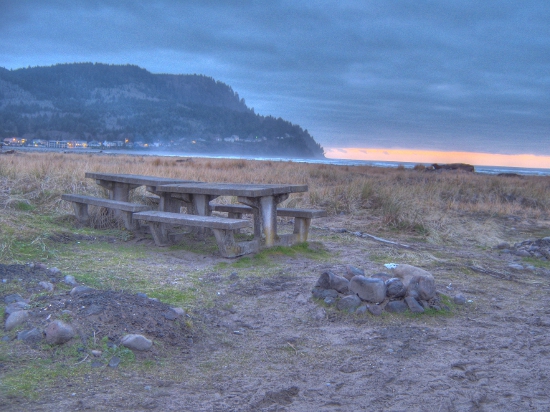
top-left (427, 163), bottom-right (475, 172)
top-left (360, 232), bottom-right (415, 250)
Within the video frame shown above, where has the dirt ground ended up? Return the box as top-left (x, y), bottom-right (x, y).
top-left (2, 216), bottom-right (550, 411)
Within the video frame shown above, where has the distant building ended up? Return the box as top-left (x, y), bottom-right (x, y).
top-left (32, 139), bottom-right (48, 147)
top-left (88, 141), bottom-right (102, 148)
top-left (48, 140), bottom-right (69, 148)
top-left (3, 137), bottom-right (26, 146)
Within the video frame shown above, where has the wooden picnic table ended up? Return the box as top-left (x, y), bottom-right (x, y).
top-left (155, 182), bottom-right (308, 247)
top-left (84, 172), bottom-right (196, 205)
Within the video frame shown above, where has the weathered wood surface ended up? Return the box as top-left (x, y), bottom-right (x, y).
top-left (61, 194), bottom-right (151, 230)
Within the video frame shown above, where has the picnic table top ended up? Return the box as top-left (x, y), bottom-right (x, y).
top-left (84, 173), bottom-right (195, 186)
top-left (156, 182), bottom-right (308, 197)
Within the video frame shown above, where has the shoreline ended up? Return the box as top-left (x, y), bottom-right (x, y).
top-left (6, 146), bottom-right (550, 176)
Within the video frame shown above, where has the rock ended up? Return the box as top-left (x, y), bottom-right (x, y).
top-left (513, 250), bottom-right (531, 257)
top-left (391, 264), bottom-right (436, 301)
top-left (385, 300), bottom-right (408, 313)
top-left (170, 307), bottom-right (185, 317)
top-left (5, 310), bottom-right (29, 331)
top-left (405, 296), bottom-right (425, 313)
top-left (121, 334), bottom-right (153, 351)
top-left (385, 278), bottom-right (406, 298)
top-left (336, 295), bottom-right (362, 312)
top-left (312, 287), bottom-right (339, 300)
top-left (355, 306), bottom-right (367, 315)
top-left (5, 301), bottom-right (30, 315)
top-left (162, 311), bottom-right (178, 320)
top-left (4, 294), bottom-right (25, 304)
top-left (49, 267), bottom-right (62, 275)
top-left (91, 350), bottom-right (102, 357)
top-left (371, 272), bottom-right (392, 282)
top-left (70, 285), bottom-right (94, 296)
top-left (324, 297), bottom-right (335, 306)
top-left (108, 356), bottom-right (121, 368)
top-left (136, 292), bottom-right (148, 299)
top-left (496, 242), bottom-right (510, 249)
top-left (508, 263), bottom-right (524, 271)
top-left (44, 320), bottom-right (75, 344)
top-left (367, 304), bottom-right (383, 316)
top-left (349, 276), bottom-right (386, 303)
top-left (315, 271), bottom-right (349, 293)
top-left (64, 275), bottom-right (78, 286)
top-left (453, 294), bottom-right (466, 305)
top-left (344, 265), bottom-right (364, 281)
top-left (38, 281), bottom-right (54, 292)
top-left (17, 328), bottom-right (43, 343)
top-left (91, 360), bottom-right (103, 368)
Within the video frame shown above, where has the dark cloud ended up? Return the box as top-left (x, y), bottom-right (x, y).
top-left (1, 1), bottom-right (549, 155)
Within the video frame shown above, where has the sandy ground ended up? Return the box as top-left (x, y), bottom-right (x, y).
top-left (2, 217), bottom-right (550, 411)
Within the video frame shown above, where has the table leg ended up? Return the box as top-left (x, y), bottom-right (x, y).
top-left (238, 194), bottom-right (288, 247)
top-left (191, 194), bottom-right (217, 238)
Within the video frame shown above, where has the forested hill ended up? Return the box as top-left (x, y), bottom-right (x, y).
top-left (0, 63), bottom-right (324, 158)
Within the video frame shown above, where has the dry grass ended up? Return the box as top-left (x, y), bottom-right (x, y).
top-left (1, 151), bottom-right (549, 246)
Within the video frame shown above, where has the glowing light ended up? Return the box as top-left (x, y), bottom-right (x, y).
top-left (325, 147), bottom-right (550, 169)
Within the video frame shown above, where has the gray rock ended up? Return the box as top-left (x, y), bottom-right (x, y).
top-left (371, 272), bottom-right (392, 282)
top-left (508, 263), bottom-right (524, 271)
top-left (17, 328), bottom-right (43, 343)
top-left (91, 350), bottom-right (102, 357)
top-left (496, 242), bottom-right (510, 249)
top-left (420, 300), bottom-right (430, 309)
top-left (391, 264), bottom-right (436, 301)
top-left (5, 301), bottom-right (30, 315)
top-left (4, 294), bottom-right (25, 304)
top-left (453, 294), bottom-right (466, 305)
top-left (344, 265), bottom-right (364, 281)
top-left (108, 356), bottom-right (121, 368)
top-left (355, 305), bottom-right (368, 315)
top-left (349, 276), bottom-right (386, 303)
top-left (49, 267), bottom-right (62, 275)
top-left (136, 292), bottom-right (148, 299)
top-left (324, 297), bottom-right (335, 306)
top-left (513, 250), bottom-right (531, 257)
top-left (385, 300), bottom-right (408, 313)
top-left (385, 278), bottom-right (406, 298)
top-left (162, 310), bottom-right (178, 320)
top-left (312, 287), bottom-right (339, 300)
top-left (367, 304), bottom-right (383, 316)
top-left (336, 295), bottom-right (362, 312)
top-left (170, 307), bottom-right (185, 317)
top-left (5, 310), bottom-right (30, 331)
top-left (405, 296), bottom-right (425, 313)
top-left (44, 320), bottom-right (75, 344)
top-left (91, 360), bottom-right (103, 368)
top-left (315, 271), bottom-right (350, 293)
top-left (70, 285), bottom-right (94, 296)
top-left (64, 275), bottom-right (78, 286)
top-left (38, 281), bottom-right (54, 292)
top-left (121, 334), bottom-right (153, 351)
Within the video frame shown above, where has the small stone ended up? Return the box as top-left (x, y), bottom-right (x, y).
top-left (229, 272), bottom-right (239, 280)
top-left (385, 300), bottom-right (408, 313)
top-left (405, 296), bottom-right (425, 313)
top-left (70, 285), bottom-right (94, 296)
top-left (315, 271), bottom-right (349, 293)
top-left (64, 275), bottom-right (78, 286)
top-left (162, 311), bottom-right (178, 320)
top-left (349, 276), bottom-right (386, 303)
top-left (91, 360), bottom-right (103, 368)
top-left (344, 265), bottom-right (364, 281)
top-left (336, 295), bottom-right (362, 312)
top-left (5, 310), bottom-right (29, 331)
top-left (385, 278), bottom-right (406, 298)
top-left (17, 328), bottom-right (43, 343)
top-left (108, 356), bottom-right (121, 368)
top-left (453, 294), bottom-right (466, 305)
top-left (312, 287), bottom-right (339, 300)
top-left (367, 304), bottom-right (383, 316)
top-left (38, 281), bottom-right (54, 292)
top-left (496, 242), bottom-right (510, 249)
top-left (324, 297), bottom-right (335, 306)
top-left (91, 350), bottom-right (102, 357)
top-left (136, 292), bottom-right (148, 299)
top-left (391, 264), bottom-right (436, 301)
top-left (44, 320), bottom-right (75, 344)
top-left (5, 301), bottom-right (30, 315)
top-left (355, 306), bottom-right (367, 315)
top-left (170, 307), bottom-right (185, 317)
top-left (121, 334), bottom-right (153, 351)
top-left (513, 250), bottom-right (531, 257)
top-left (4, 294), bottom-right (25, 304)
top-left (508, 263), bottom-right (524, 271)
top-left (49, 267), bottom-right (62, 275)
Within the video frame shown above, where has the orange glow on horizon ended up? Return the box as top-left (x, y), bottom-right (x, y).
top-left (325, 147), bottom-right (550, 169)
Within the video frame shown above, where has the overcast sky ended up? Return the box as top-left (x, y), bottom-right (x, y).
top-left (1, 1), bottom-right (549, 156)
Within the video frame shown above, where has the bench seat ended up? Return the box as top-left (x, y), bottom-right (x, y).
top-left (209, 203), bottom-right (326, 243)
top-left (62, 194), bottom-right (151, 230)
top-left (133, 211), bottom-right (259, 258)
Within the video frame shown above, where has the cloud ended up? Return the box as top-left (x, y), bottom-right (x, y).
top-left (1, 1), bottom-right (549, 156)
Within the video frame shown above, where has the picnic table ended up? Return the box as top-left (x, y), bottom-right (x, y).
top-left (154, 182), bottom-right (308, 247)
top-left (84, 172), bottom-right (196, 211)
